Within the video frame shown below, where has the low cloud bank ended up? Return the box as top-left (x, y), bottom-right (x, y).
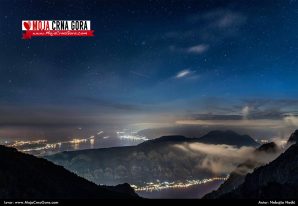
top-left (174, 142), bottom-right (284, 174)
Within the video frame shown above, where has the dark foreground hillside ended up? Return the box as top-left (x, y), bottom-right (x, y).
top-left (0, 145), bottom-right (138, 199)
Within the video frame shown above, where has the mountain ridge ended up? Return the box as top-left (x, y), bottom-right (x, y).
top-left (203, 141), bottom-right (280, 199)
top-left (46, 130), bottom-right (259, 186)
top-left (0, 145), bottom-right (138, 199)
top-left (204, 130), bottom-right (298, 199)
top-left (219, 142), bottom-right (298, 199)
top-left (198, 130), bottom-right (259, 147)
top-left (138, 130), bottom-right (259, 147)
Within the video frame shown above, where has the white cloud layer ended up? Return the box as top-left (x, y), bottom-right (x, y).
top-left (176, 70), bottom-right (191, 78)
top-left (174, 142), bottom-right (283, 174)
top-left (187, 44), bottom-right (209, 54)
top-left (175, 69), bottom-right (198, 80)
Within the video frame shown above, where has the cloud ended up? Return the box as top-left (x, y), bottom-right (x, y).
top-left (175, 102), bottom-right (298, 139)
top-left (176, 70), bottom-right (191, 78)
top-left (191, 114), bottom-right (242, 120)
top-left (175, 69), bottom-right (198, 79)
top-left (169, 44), bottom-right (209, 55)
top-left (242, 106), bottom-right (251, 119)
top-left (189, 111), bottom-right (288, 122)
top-left (166, 9), bottom-right (246, 57)
top-left (176, 119), bottom-right (283, 128)
top-left (166, 9), bottom-right (246, 43)
top-left (216, 13), bottom-right (244, 28)
top-left (174, 142), bottom-right (283, 174)
top-left (186, 9), bottom-right (247, 34)
top-left (188, 98), bottom-right (298, 121)
top-left (242, 98), bottom-right (298, 110)
top-left (174, 143), bottom-right (254, 174)
top-left (284, 115), bottom-right (298, 127)
top-left (187, 44), bottom-right (209, 54)
top-left (200, 9), bottom-right (247, 29)
top-left (238, 98), bottom-right (298, 120)
top-left (129, 70), bottom-right (150, 79)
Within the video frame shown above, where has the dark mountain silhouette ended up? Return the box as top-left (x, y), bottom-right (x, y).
top-left (139, 135), bottom-right (194, 146)
top-left (287, 129), bottom-right (298, 144)
top-left (140, 131), bottom-right (259, 148)
top-left (257, 142), bottom-right (279, 153)
top-left (198, 130), bottom-right (259, 147)
top-left (203, 142), bottom-right (280, 199)
top-left (0, 145), bottom-right (138, 199)
top-left (46, 131), bottom-right (258, 186)
top-left (220, 143), bottom-right (298, 198)
top-left (205, 130), bottom-right (298, 199)
top-left (101, 183), bottom-right (137, 196)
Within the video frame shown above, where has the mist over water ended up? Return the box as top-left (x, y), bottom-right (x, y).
top-left (0, 124), bottom-right (293, 156)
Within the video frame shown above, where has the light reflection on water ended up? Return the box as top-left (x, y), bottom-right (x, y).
top-left (0, 126), bottom-right (228, 199)
top-left (137, 180), bottom-right (224, 199)
top-left (1, 128), bottom-right (147, 156)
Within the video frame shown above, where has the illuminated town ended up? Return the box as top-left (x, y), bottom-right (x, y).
top-left (131, 176), bottom-right (228, 192)
top-left (9, 139), bottom-right (47, 147)
top-left (116, 130), bottom-right (149, 141)
top-left (3, 128), bottom-right (149, 154)
top-left (5, 133), bottom-right (99, 154)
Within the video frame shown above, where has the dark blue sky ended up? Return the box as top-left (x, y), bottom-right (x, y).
top-left (0, 0), bottom-right (298, 135)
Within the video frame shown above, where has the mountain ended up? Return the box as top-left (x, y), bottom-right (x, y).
top-left (206, 130), bottom-right (298, 199)
top-left (287, 129), bottom-right (298, 144)
top-left (140, 131), bottom-right (259, 148)
top-left (46, 131), bottom-right (258, 187)
top-left (219, 143), bottom-right (298, 198)
top-left (257, 142), bottom-right (279, 153)
top-left (203, 142), bottom-right (280, 199)
top-left (198, 130), bottom-right (259, 147)
top-left (46, 136), bottom-right (209, 186)
top-left (139, 135), bottom-right (195, 146)
top-left (0, 145), bottom-right (138, 199)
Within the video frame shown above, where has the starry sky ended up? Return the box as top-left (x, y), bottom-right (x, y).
top-left (1, 0), bottom-right (298, 140)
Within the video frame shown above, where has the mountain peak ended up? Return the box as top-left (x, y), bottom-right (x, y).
top-left (287, 130), bottom-right (298, 144)
top-left (198, 130), bottom-right (259, 147)
top-left (256, 142), bottom-right (278, 153)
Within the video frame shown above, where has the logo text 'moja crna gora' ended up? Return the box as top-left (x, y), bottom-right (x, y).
top-left (21, 20), bottom-right (94, 39)
top-left (22, 20), bottom-right (91, 31)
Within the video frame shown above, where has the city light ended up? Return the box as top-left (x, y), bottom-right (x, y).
top-left (260, 139), bottom-right (269, 144)
top-left (116, 129), bottom-right (149, 141)
top-left (70, 138), bottom-right (88, 144)
top-left (4, 128), bottom-right (149, 154)
top-left (118, 135), bottom-right (148, 141)
top-left (6, 135), bottom-right (97, 153)
top-left (131, 176), bottom-right (228, 192)
top-left (10, 139), bottom-right (47, 147)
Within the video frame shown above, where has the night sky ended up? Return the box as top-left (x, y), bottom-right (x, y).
top-left (1, 0), bottom-right (298, 140)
